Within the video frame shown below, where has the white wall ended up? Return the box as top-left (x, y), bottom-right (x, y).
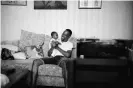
top-left (1, 1), bottom-right (133, 41)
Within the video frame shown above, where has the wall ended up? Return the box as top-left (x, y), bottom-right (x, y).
top-left (1, 1), bottom-right (133, 41)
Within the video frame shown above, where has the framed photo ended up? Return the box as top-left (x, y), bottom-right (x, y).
top-left (34, 1), bottom-right (67, 10)
top-left (1, 0), bottom-right (27, 6)
top-left (79, 0), bottom-right (102, 9)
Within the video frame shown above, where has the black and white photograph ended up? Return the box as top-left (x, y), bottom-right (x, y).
top-left (79, 0), bottom-right (102, 9)
top-left (1, 0), bottom-right (27, 6)
top-left (34, 0), bottom-right (67, 9)
top-left (1, 1), bottom-right (133, 88)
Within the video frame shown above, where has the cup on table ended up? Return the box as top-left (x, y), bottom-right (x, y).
top-left (80, 55), bottom-right (84, 59)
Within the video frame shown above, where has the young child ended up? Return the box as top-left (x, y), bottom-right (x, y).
top-left (50, 31), bottom-right (60, 43)
top-left (49, 31), bottom-right (61, 57)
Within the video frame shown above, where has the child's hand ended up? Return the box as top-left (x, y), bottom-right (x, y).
top-left (55, 41), bottom-right (61, 45)
top-left (36, 45), bottom-right (41, 49)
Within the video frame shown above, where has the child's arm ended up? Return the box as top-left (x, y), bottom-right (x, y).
top-left (55, 40), bottom-right (61, 45)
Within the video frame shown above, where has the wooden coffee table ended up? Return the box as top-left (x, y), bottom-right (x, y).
top-left (4, 69), bottom-right (29, 88)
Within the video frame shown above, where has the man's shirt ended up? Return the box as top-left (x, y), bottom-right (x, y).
top-left (49, 40), bottom-right (73, 57)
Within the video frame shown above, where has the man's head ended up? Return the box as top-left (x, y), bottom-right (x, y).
top-left (61, 29), bottom-right (72, 42)
top-left (51, 31), bottom-right (58, 40)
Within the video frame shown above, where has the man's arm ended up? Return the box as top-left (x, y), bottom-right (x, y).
top-left (55, 46), bottom-right (72, 58)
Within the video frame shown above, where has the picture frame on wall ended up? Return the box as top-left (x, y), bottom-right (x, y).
top-left (34, 0), bottom-right (67, 10)
top-left (79, 0), bottom-right (102, 9)
top-left (1, 0), bottom-right (27, 6)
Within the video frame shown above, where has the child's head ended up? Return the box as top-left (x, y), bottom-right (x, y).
top-left (51, 31), bottom-right (58, 40)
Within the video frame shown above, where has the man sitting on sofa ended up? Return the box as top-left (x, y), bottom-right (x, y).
top-left (30, 29), bottom-right (73, 88)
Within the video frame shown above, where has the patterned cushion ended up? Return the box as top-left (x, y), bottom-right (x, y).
top-left (37, 76), bottom-right (64, 87)
top-left (19, 30), bottom-right (45, 52)
top-left (38, 64), bottom-right (62, 77)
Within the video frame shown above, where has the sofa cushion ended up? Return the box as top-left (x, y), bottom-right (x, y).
top-left (19, 30), bottom-right (45, 52)
top-left (38, 64), bottom-right (62, 77)
top-left (37, 76), bottom-right (64, 87)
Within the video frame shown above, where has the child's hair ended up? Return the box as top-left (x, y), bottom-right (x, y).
top-left (51, 31), bottom-right (57, 38)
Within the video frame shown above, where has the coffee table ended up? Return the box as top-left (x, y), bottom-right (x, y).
top-left (4, 69), bottom-right (29, 88)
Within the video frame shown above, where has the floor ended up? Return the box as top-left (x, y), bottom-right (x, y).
top-left (8, 72), bottom-right (132, 88)
top-left (10, 78), bottom-right (65, 88)
top-left (9, 79), bottom-right (133, 88)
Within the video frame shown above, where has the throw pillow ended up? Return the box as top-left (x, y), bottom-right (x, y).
top-left (19, 30), bottom-right (45, 51)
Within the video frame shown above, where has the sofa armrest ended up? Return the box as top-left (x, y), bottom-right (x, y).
top-left (129, 49), bottom-right (133, 61)
top-left (1, 59), bottom-right (34, 71)
top-left (58, 58), bottom-right (75, 88)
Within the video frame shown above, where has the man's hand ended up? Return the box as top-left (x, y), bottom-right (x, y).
top-left (51, 41), bottom-right (61, 48)
top-left (55, 41), bottom-right (61, 45)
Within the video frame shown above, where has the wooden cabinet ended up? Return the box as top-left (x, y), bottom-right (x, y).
top-left (77, 41), bottom-right (128, 58)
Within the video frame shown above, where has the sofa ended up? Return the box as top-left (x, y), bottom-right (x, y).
top-left (1, 30), bottom-right (77, 87)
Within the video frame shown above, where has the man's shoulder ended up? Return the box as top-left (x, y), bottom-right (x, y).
top-left (66, 41), bottom-right (73, 47)
top-left (65, 41), bottom-right (72, 44)
top-left (61, 41), bottom-right (73, 46)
